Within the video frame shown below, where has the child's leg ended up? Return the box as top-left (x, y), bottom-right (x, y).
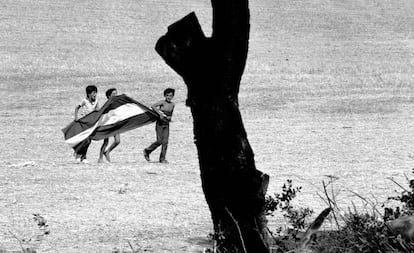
top-left (98, 138), bottom-right (109, 163)
top-left (159, 125), bottom-right (170, 162)
top-left (73, 145), bottom-right (81, 160)
top-left (104, 134), bottom-right (120, 162)
top-left (73, 141), bottom-right (85, 159)
top-left (107, 134), bottom-right (120, 153)
top-left (78, 138), bottom-right (91, 161)
top-left (145, 123), bottom-right (163, 155)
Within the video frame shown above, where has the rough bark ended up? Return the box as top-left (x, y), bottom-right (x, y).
top-left (155, 1), bottom-right (270, 252)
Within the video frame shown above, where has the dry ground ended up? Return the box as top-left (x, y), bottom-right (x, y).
top-left (1, 0), bottom-right (414, 252)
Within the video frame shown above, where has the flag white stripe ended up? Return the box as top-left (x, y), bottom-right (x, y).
top-left (64, 120), bottom-right (101, 147)
top-left (100, 103), bottom-right (145, 126)
top-left (65, 103), bottom-right (145, 147)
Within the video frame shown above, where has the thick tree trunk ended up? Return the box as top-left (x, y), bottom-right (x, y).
top-left (155, 1), bottom-right (270, 252)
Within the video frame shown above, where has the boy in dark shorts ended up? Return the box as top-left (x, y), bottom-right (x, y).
top-left (74, 85), bottom-right (99, 163)
top-left (143, 88), bottom-right (175, 163)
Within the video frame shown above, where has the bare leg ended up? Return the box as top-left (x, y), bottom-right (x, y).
top-left (104, 134), bottom-right (120, 162)
top-left (75, 152), bottom-right (82, 162)
top-left (98, 138), bottom-right (109, 163)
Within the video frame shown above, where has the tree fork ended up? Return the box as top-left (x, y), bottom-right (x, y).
top-left (155, 1), bottom-right (270, 252)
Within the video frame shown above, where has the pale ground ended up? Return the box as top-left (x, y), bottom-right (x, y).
top-left (1, 0), bottom-right (414, 252)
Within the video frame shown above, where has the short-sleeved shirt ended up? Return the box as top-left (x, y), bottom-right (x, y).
top-left (78, 98), bottom-right (99, 118)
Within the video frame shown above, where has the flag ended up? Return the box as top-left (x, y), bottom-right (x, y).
top-left (62, 94), bottom-right (159, 148)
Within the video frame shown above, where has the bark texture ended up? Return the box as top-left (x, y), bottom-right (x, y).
top-left (155, 1), bottom-right (270, 252)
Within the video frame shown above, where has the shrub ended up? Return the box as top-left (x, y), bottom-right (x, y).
top-left (265, 180), bottom-right (314, 252)
top-left (267, 176), bottom-right (414, 252)
top-left (265, 179), bottom-right (314, 232)
top-left (386, 176), bottom-right (414, 218)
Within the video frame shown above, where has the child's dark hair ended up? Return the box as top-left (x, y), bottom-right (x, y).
top-left (105, 88), bottom-right (117, 98)
top-left (164, 88), bottom-right (175, 96)
top-left (86, 85), bottom-right (98, 95)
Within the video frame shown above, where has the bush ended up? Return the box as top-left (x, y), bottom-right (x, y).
top-left (265, 180), bottom-right (314, 252)
top-left (312, 211), bottom-right (403, 253)
top-left (267, 176), bottom-right (414, 253)
top-left (265, 179), bottom-right (314, 232)
top-left (386, 176), bottom-right (414, 219)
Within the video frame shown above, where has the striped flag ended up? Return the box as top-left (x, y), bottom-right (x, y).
top-left (62, 94), bottom-right (159, 147)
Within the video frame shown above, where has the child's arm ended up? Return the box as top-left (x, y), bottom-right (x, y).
top-left (74, 100), bottom-right (85, 121)
top-left (165, 103), bottom-right (175, 121)
top-left (151, 101), bottom-right (167, 118)
top-left (74, 105), bottom-right (81, 121)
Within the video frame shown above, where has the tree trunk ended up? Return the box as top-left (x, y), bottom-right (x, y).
top-left (155, 1), bottom-right (270, 252)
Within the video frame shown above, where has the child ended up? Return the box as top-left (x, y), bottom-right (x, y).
top-left (73, 85), bottom-right (99, 163)
top-left (98, 88), bottom-right (120, 163)
top-left (143, 88), bottom-right (175, 163)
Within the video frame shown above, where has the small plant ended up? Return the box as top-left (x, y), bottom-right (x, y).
top-left (341, 211), bottom-right (394, 251)
top-left (8, 214), bottom-right (50, 253)
top-left (118, 183), bottom-right (129, 194)
top-left (264, 180), bottom-right (315, 252)
top-left (33, 213), bottom-right (49, 235)
top-left (207, 231), bottom-right (226, 252)
top-left (265, 179), bottom-right (314, 233)
top-left (386, 175), bottom-right (414, 218)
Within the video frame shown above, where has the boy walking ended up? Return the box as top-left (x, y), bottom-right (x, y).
top-left (143, 88), bottom-right (175, 163)
top-left (73, 85), bottom-right (99, 163)
top-left (98, 88), bottom-right (121, 163)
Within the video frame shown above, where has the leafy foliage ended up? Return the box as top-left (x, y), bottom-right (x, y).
top-left (386, 177), bottom-right (414, 219)
top-left (266, 176), bottom-right (414, 253)
top-left (264, 180), bottom-right (314, 252)
top-left (265, 179), bottom-right (314, 231)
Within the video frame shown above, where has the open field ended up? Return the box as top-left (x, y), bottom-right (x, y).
top-left (1, 0), bottom-right (414, 252)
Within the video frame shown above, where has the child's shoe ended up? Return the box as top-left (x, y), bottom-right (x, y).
top-left (143, 150), bottom-right (150, 162)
